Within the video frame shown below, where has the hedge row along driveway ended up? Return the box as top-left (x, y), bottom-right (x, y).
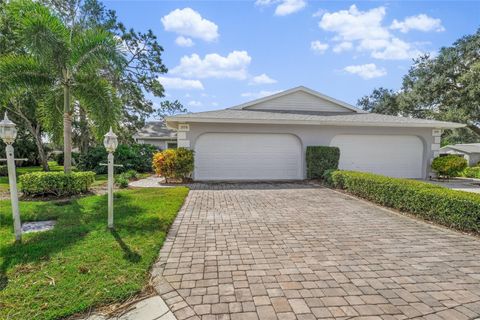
top-left (328, 170), bottom-right (480, 234)
top-left (0, 187), bottom-right (189, 320)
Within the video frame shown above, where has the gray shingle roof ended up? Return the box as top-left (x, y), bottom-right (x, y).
top-left (167, 109), bottom-right (464, 129)
top-left (441, 143), bottom-right (480, 154)
top-left (134, 121), bottom-right (176, 139)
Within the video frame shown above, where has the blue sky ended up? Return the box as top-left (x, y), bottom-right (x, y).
top-left (105, 0), bottom-right (479, 113)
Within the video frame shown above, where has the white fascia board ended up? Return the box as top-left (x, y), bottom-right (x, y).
top-left (166, 117), bottom-right (465, 129)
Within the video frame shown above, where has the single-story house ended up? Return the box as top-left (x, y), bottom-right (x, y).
top-left (133, 121), bottom-right (177, 150)
top-left (165, 86), bottom-right (464, 181)
top-left (440, 143), bottom-right (480, 166)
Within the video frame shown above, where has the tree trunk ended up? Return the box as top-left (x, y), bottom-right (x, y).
top-left (63, 71), bottom-right (72, 173)
top-left (14, 110), bottom-right (50, 172)
top-left (34, 134), bottom-right (49, 172)
top-left (79, 107), bottom-right (89, 154)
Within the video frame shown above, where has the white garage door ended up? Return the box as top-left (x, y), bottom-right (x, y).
top-left (330, 135), bottom-right (424, 178)
top-left (195, 133), bottom-right (303, 181)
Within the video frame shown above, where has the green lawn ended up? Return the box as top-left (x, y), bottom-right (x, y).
top-left (0, 187), bottom-right (189, 320)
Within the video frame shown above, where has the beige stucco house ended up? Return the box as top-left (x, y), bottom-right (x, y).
top-left (165, 86), bottom-right (464, 181)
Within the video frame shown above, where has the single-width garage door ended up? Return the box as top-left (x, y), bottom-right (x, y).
top-left (195, 133), bottom-right (303, 181)
top-left (330, 135), bottom-right (424, 178)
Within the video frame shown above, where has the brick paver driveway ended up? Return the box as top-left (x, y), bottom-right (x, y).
top-left (151, 183), bottom-right (480, 320)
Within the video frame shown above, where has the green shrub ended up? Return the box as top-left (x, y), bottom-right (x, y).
top-left (329, 170), bottom-right (480, 233)
top-left (461, 166), bottom-right (480, 179)
top-left (19, 171), bottom-right (96, 196)
top-left (115, 175), bottom-right (129, 188)
top-left (0, 165), bottom-right (7, 177)
top-left (115, 170), bottom-right (139, 188)
top-left (78, 144), bottom-right (157, 174)
top-left (306, 146), bottom-right (340, 179)
top-left (55, 152), bottom-right (80, 166)
top-left (431, 155), bottom-right (467, 178)
top-left (152, 148), bottom-right (194, 181)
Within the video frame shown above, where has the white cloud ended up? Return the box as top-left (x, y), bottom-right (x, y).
top-left (319, 5), bottom-right (389, 43)
top-left (310, 40), bottom-right (329, 54)
top-left (175, 36), bottom-right (194, 47)
top-left (161, 8), bottom-right (219, 42)
top-left (241, 90), bottom-right (281, 99)
top-left (318, 5), bottom-right (423, 60)
top-left (188, 100), bottom-right (203, 107)
top-left (171, 51), bottom-right (252, 80)
top-left (255, 0), bottom-right (306, 16)
top-left (343, 63), bottom-right (386, 79)
top-left (333, 41), bottom-right (353, 53)
top-left (158, 76), bottom-right (204, 90)
top-left (249, 73), bottom-right (277, 85)
top-left (371, 38), bottom-right (422, 60)
top-left (275, 0), bottom-right (306, 16)
top-left (391, 14), bottom-right (445, 33)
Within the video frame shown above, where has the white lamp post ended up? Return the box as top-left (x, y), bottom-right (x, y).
top-left (103, 127), bottom-right (118, 229)
top-left (0, 112), bottom-right (21, 242)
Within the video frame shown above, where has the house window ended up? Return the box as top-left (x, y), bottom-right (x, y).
top-left (167, 142), bottom-right (178, 149)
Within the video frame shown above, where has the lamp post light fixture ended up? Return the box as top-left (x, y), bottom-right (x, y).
top-left (103, 127), bottom-right (118, 229)
top-left (0, 112), bottom-right (22, 242)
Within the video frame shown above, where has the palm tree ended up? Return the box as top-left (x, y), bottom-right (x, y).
top-left (0, 0), bottom-right (122, 172)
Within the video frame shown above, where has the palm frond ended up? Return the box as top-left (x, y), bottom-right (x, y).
top-left (38, 86), bottom-right (64, 144)
top-left (73, 73), bottom-right (122, 139)
top-left (0, 54), bottom-right (54, 91)
top-left (7, 0), bottom-right (69, 65)
top-left (71, 28), bottom-right (125, 73)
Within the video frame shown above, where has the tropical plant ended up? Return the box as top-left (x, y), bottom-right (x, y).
top-left (152, 148), bottom-right (194, 182)
top-left (42, 0), bottom-right (168, 146)
top-left (0, 0), bottom-right (123, 172)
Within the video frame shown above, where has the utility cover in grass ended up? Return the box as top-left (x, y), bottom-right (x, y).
top-left (21, 220), bottom-right (56, 233)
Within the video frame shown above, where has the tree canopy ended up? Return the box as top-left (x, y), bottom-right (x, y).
top-left (0, 0), bottom-right (167, 171)
top-left (358, 29), bottom-right (480, 144)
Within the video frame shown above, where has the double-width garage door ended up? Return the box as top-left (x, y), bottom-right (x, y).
top-left (331, 135), bottom-right (424, 178)
top-left (195, 133), bottom-right (303, 181)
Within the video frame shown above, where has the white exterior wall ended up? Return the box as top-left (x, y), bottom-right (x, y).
top-left (178, 122), bottom-right (436, 180)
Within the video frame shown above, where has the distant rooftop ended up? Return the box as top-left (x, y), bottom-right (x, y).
top-left (133, 121), bottom-right (176, 139)
top-left (441, 143), bottom-right (480, 154)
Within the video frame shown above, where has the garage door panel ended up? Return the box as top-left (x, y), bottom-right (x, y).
top-left (195, 133), bottom-right (302, 180)
top-left (331, 135), bottom-right (423, 178)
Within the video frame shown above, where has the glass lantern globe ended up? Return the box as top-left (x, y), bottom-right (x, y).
top-left (103, 127), bottom-right (118, 153)
top-left (0, 112), bottom-right (18, 145)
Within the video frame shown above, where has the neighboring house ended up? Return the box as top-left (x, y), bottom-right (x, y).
top-left (165, 86), bottom-right (464, 181)
top-left (440, 143), bottom-right (480, 166)
top-left (133, 121), bottom-right (177, 150)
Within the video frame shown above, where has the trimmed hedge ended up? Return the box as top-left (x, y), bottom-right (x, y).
top-left (19, 171), bottom-right (96, 196)
top-left (306, 146), bottom-right (340, 179)
top-left (328, 170), bottom-right (480, 233)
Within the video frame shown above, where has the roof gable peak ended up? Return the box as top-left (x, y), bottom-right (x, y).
top-left (229, 86), bottom-right (365, 113)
